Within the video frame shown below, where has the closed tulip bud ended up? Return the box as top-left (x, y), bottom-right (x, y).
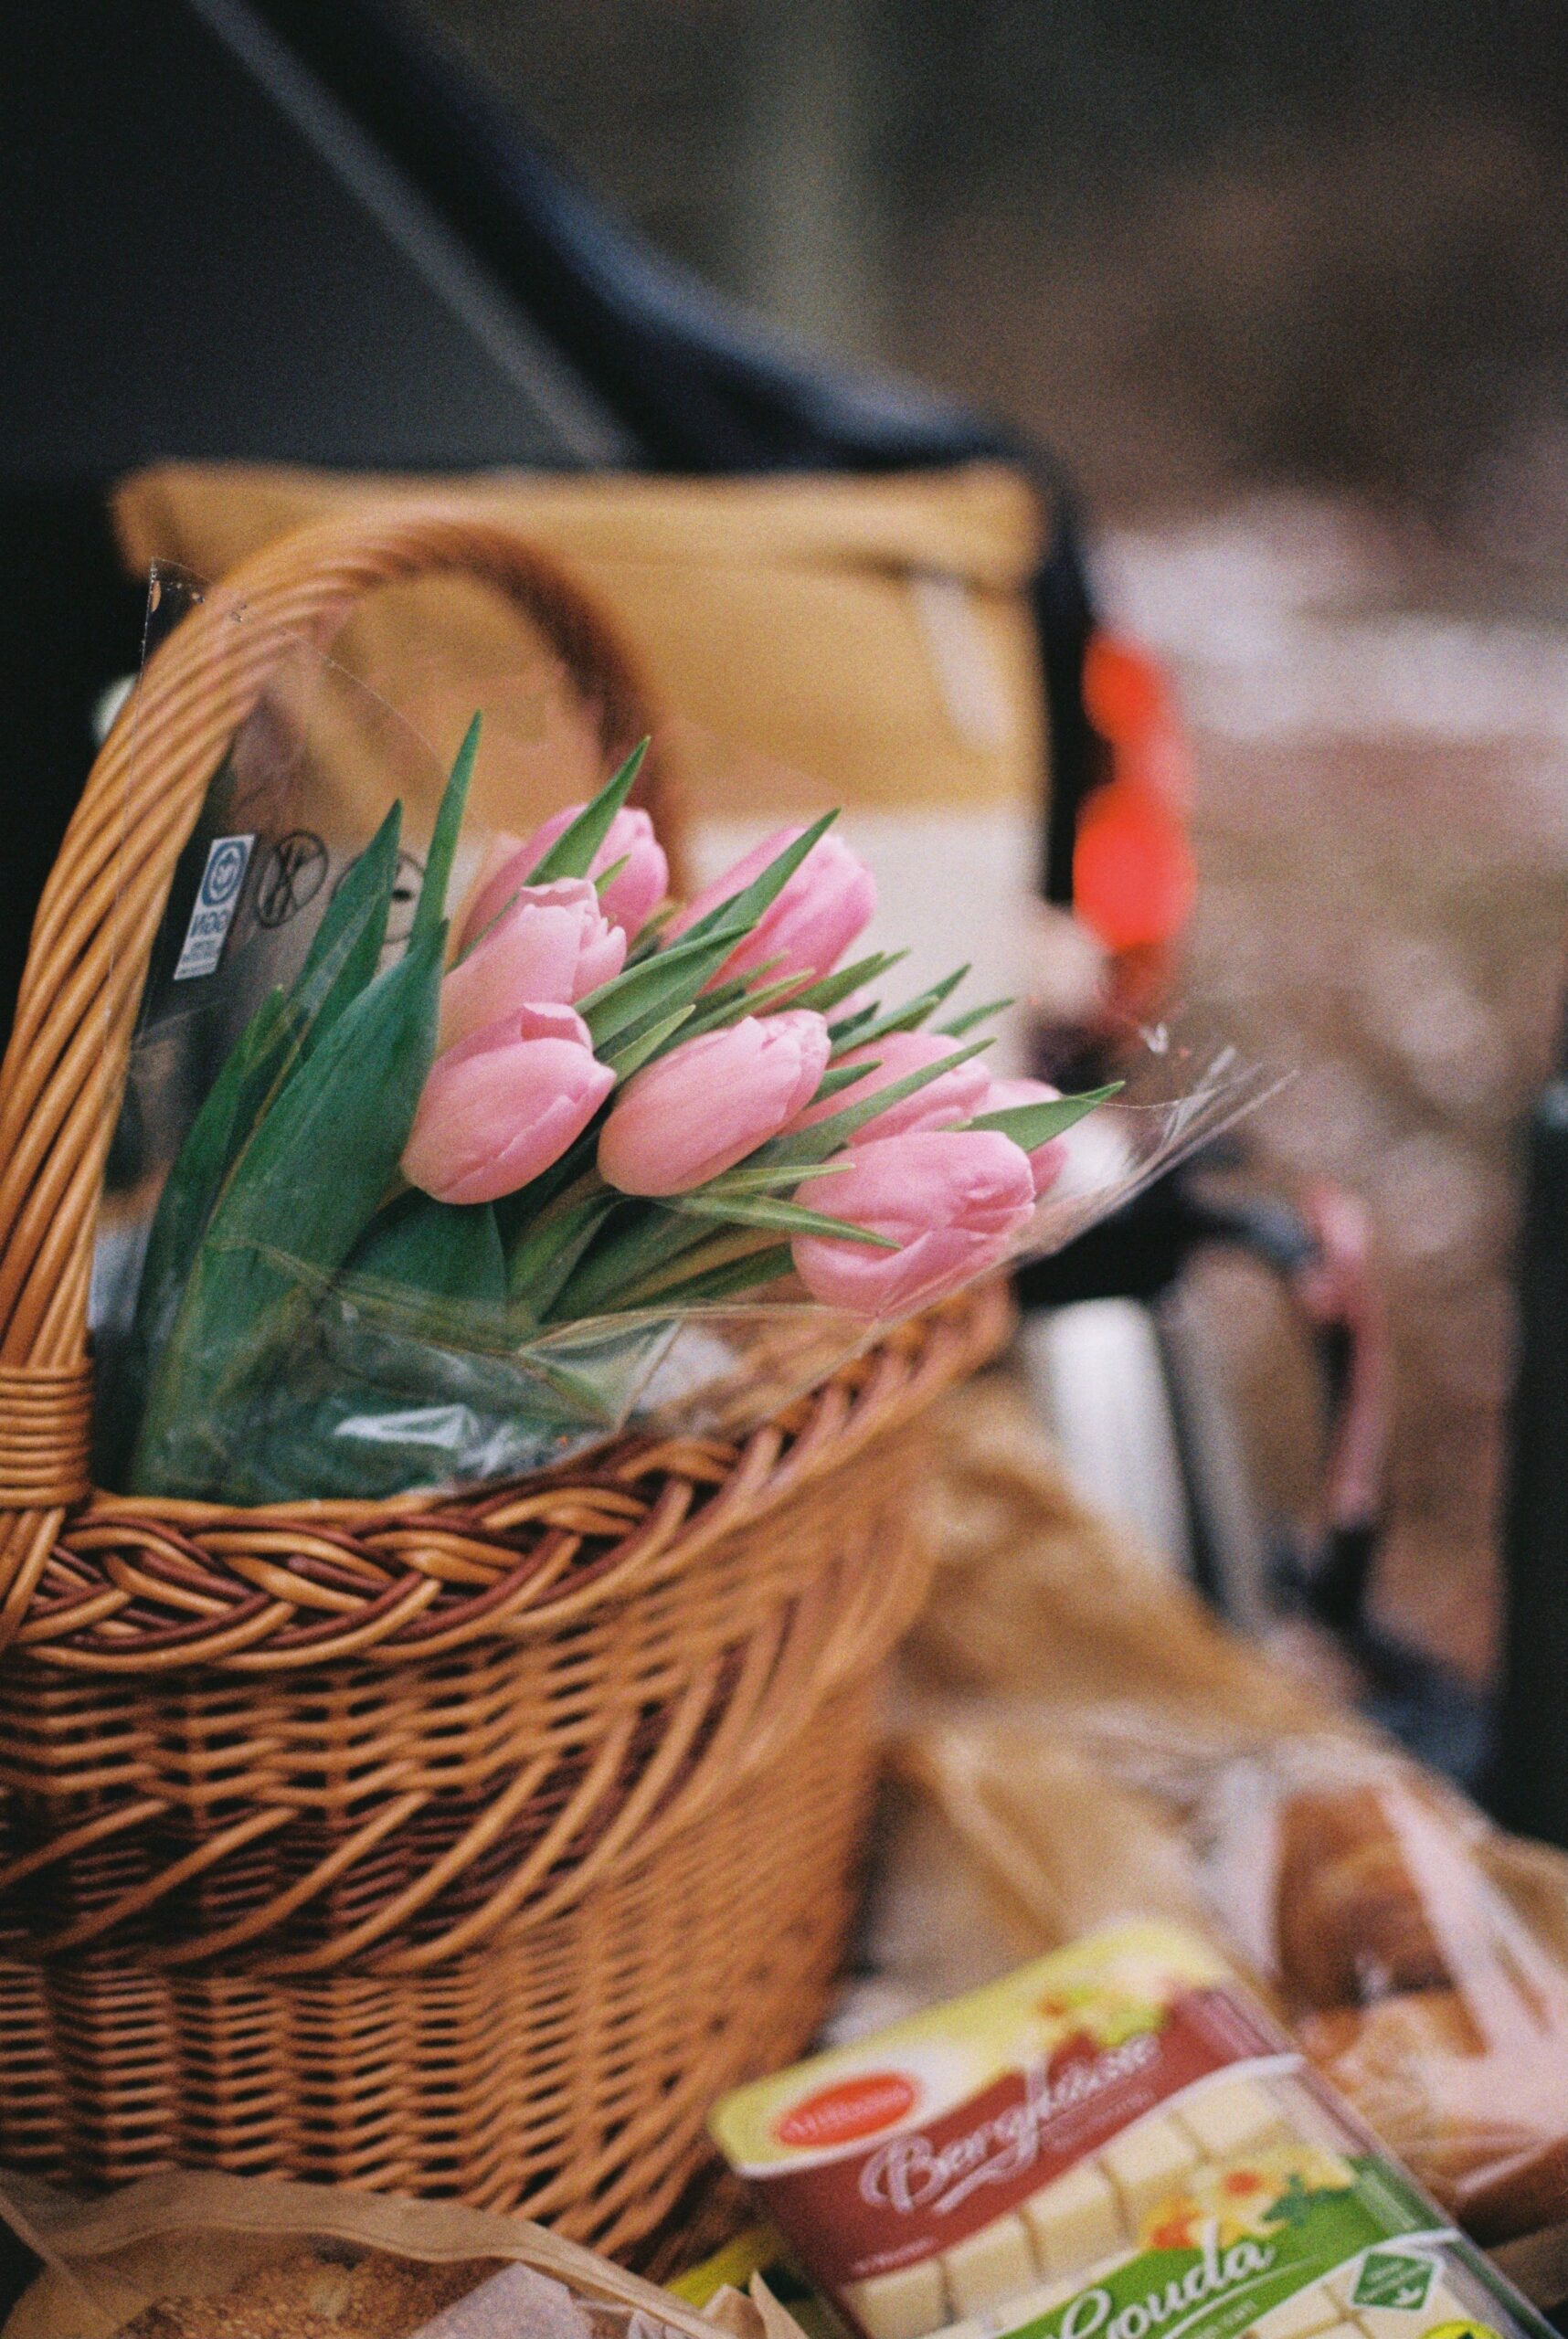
top-left (403, 1002), bottom-right (613, 1206)
top-left (792, 1129), bottom-right (1035, 1318)
top-left (440, 876), bottom-right (625, 1049)
top-left (464, 805), bottom-right (669, 945)
top-left (794, 1030), bottom-right (992, 1142)
top-left (599, 1010), bottom-right (832, 1196)
top-left (976, 1075), bottom-right (1070, 1196)
top-left (673, 827), bottom-right (875, 990)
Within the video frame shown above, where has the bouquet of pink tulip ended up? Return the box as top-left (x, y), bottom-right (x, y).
top-left (122, 719), bottom-right (1113, 1503)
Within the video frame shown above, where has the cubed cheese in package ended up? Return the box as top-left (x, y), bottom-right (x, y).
top-left (709, 1922), bottom-right (1556, 2339)
top-left (1176, 2076), bottom-right (1285, 2161)
top-left (1022, 2164), bottom-right (1121, 2276)
top-left (944, 2216), bottom-right (1036, 2315)
top-left (1100, 2112), bottom-right (1202, 2224)
top-left (845, 2260), bottom-right (949, 2339)
top-left (1248, 2286), bottom-right (1346, 2339)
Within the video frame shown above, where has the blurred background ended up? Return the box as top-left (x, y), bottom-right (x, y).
top-left (407, 0), bottom-right (1568, 1692)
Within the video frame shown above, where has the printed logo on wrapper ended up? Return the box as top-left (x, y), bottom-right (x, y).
top-left (174, 834), bottom-right (255, 979)
top-left (777, 2073), bottom-right (921, 2153)
top-left (255, 831), bottom-right (328, 928)
top-left (856, 2030), bottom-right (1161, 2217)
top-left (1354, 2254), bottom-right (1438, 2313)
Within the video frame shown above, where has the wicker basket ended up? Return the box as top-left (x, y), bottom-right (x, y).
top-left (0, 503), bottom-right (1009, 2253)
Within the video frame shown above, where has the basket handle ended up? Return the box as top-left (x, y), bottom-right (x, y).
top-left (0, 500), bottom-right (668, 1641)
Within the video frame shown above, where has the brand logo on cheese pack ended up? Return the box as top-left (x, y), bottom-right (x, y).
top-left (776, 2073), bottom-right (921, 2152)
top-left (1056, 2226), bottom-right (1278, 2339)
top-left (860, 2033), bottom-right (1161, 2217)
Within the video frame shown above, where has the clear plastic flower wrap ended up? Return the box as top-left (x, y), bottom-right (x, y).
top-left (91, 568), bottom-right (1278, 1505)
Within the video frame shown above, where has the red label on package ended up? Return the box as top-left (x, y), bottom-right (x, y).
top-left (778, 2074), bottom-right (924, 2153)
top-left (751, 1989), bottom-right (1278, 2286)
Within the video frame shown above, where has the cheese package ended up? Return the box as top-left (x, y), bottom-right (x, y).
top-left (709, 1924), bottom-right (1555, 2339)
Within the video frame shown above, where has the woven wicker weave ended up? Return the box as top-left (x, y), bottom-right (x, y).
top-left (0, 503), bottom-right (1008, 2249)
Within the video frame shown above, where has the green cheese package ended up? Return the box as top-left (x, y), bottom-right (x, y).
top-left (708, 1924), bottom-right (1555, 2339)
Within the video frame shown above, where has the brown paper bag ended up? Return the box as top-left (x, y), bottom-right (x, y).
top-left (0, 2167), bottom-right (726, 2339)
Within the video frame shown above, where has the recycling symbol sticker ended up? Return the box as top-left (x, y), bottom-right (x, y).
top-left (1352, 2254), bottom-right (1437, 2313)
top-left (255, 831), bottom-right (329, 928)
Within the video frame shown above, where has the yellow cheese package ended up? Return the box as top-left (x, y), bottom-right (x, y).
top-left (710, 1923), bottom-right (1555, 2339)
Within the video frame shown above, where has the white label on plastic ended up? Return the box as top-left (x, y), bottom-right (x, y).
top-left (174, 834), bottom-right (255, 979)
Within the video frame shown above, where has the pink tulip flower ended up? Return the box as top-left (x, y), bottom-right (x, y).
top-left (792, 1128), bottom-right (1035, 1318)
top-left (463, 805), bottom-right (669, 946)
top-left (975, 1074), bottom-right (1070, 1196)
top-left (599, 1010), bottom-right (832, 1196)
top-left (440, 876), bottom-right (625, 1049)
top-left (794, 1030), bottom-right (993, 1142)
top-left (673, 826), bottom-right (875, 991)
top-left (403, 1002), bottom-right (613, 1205)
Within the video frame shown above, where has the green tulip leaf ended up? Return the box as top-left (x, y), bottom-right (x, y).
top-left (507, 1181), bottom-right (623, 1316)
top-left (526, 739), bottom-right (647, 884)
top-left (804, 1057), bottom-right (877, 1109)
top-left (785, 950), bottom-right (907, 1015)
top-left (412, 714), bottom-right (481, 949)
top-left (673, 957), bottom-right (794, 1040)
top-left (546, 1202), bottom-right (715, 1319)
top-left (675, 810), bottom-right (837, 947)
top-left (578, 816), bottom-right (847, 1050)
top-left (622, 905), bottom-right (678, 964)
top-left (603, 1004), bottom-right (696, 1078)
top-left (576, 926), bottom-right (744, 1049)
top-left (346, 1190), bottom-right (506, 1309)
top-left (673, 1192), bottom-right (898, 1246)
top-left (129, 921), bottom-right (447, 1496)
top-left (611, 1225), bottom-right (790, 1308)
top-left (965, 1084), bottom-right (1123, 1148)
top-left (294, 799), bottom-right (404, 1050)
top-left (821, 1005), bottom-right (880, 1052)
top-left (130, 800), bottom-right (404, 1367)
top-left (128, 987), bottom-right (298, 1369)
top-left (689, 1159), bottom-right (845, 1199)
top-left (938, 996), bottom-right (1014, 1039)
top-left (623, 1242), bottom-right (795, 1309)
top-left (748, 1036), bottom-right (993, 1170)
top-left (830, 965), bottom-right (969, 1052)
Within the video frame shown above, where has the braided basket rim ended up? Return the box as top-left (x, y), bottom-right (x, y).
top-left (16, 1279), bottom-right (1007, 1672)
